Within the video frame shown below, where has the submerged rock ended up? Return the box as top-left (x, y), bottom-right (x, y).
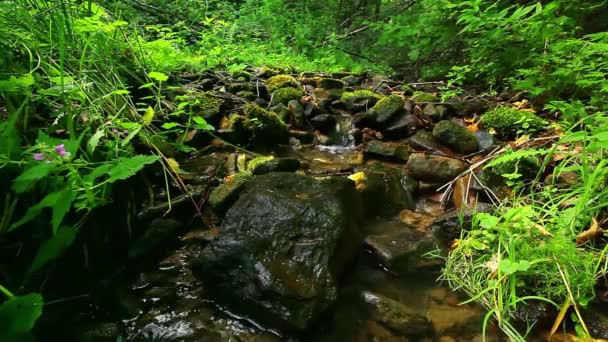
top-left (361, 291), bottom-right (433, 336)
top-left (432, 120), bottom-right (478, 154)
top-left (193, 173), bottom-right (362, 331)
top-left (405, 153), bottom-right (467, 183)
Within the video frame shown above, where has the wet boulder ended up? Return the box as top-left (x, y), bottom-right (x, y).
top-left (310, 114), bottom-right (337, 132)
top-left (383, 113), bottom-right (418, 139)
top-left (208, 176), bottom-right (250, 216)
top-left (408, 130), bottom-right (452, 156)
top-left (251, 158), bottom-right (300, 175)
top-left (364, 141), bottom-right (411, 162)
top-left (405, 153), bottom-right (467, 183)
top-left (365, 229), bottom-right (442, 272)
top-left (430, 203), bottom-right (493, 242)
top-left (193, 173), bottom-right (362, 331)
top-left (432, 120), bottom-right (478, 154)
top-left (357, 162), bottom-right (417, 216)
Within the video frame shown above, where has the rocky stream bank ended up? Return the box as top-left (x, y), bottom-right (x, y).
top-left (50, 68), bottom-right (577, 341)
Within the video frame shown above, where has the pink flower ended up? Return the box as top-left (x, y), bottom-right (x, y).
top-left (33, 153), bottom-right (45, 161)
top-left (54, 144), bottom-right (71, 157)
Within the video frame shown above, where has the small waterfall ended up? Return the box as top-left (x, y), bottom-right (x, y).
top-left (318, 115), bottom-right (355, 153)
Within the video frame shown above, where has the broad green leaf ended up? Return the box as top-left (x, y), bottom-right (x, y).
top-left (477, 213), bottom-right (500, 229)
top-left (142, 106), bottom-right (155, 125)
top-left (87, 128), bottom-right (105, 155)
top-left (106, 155), bottom-right (160, 183)
top-left (0, 293), bottom-right (43, 335)
top-left (148, 71), bottom-right (168, 82)
top-left (28, 227), bottom-right (77, 274)
top-left (192, 116), bottom-right (215, 131)
top-left (12, 163), bottom-right (57, 193)
top-left (51, 190), bottom-right (75, 234)
top-left (121, 125), bottom-right (142, 147)
top-left (9, 189), bottom-right (71, 232)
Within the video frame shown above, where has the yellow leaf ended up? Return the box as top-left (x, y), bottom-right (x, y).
top-left (142, 106), bottom-right (155, 125)
top-left (166, 158), bottom-right (181, 173)
top-left (348, 172), bottom-right (367, 190)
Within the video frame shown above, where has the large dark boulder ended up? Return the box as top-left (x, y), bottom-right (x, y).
top-left (192, 173), bottom-right (362, 331)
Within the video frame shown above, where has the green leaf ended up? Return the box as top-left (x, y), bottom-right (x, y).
top-left (111, 89), bottom-right (130, 95)
top-left (8, 189), bottom-right (72, 232)
top-left (28, 227), bottom-right (77, 274)
top-left (106, 155), bottom-right (160, 183)
top-left (0, 293), bottom-right (43, 335)
top-left (192, 116), bottom-right (215, 131)
top-left (12, 162), bottom-right (57, 193)
top-left (87, 128), bottom-right (105, 155)
top-left (142, 106), bottom-right (155, 125)
top-left (148, 71), bottom-right (168, 82)
top-left (121, 125), bottom-right (142, 147)
top-left (161, 122), bottom-right (180, 129)
top-left (477, 213), bottom-right (500, 229)
top-left (51, 191), bottom-right (74, 234)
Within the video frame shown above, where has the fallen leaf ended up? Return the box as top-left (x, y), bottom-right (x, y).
top-left (534, 223), bottom-right (553, 236)
top-left (576, 217), bottom-right (602, 246)
top-left (166, 158), bottom-right (181, 173)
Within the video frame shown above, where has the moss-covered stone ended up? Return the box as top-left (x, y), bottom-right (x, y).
top-left (317, 78), bottom-right (344, 90)
top-left (480, 107), bottom-right (547, 138)
top-left (230, 103), bottom-right (289, 148)
top-left (255, 66), bottom-right (278, 78)
top-left (236, 91), bottom-right (257, 101)
top-left (411, 91), bottom-right (440, 102)
top-left (368, 95), bottom-right (404, 124)
top-left (209, 175), bottom-right (251, 216)
top-left (176, 92), bottom-right (222, 120)
top-left (341, 89), bottom-right (382, 101)
top-left (432, 120), bottom-right (478, 154)
top-left (401, 84), bottom-right (415, 96)
top-left (231, 70), bottom-right (252, 81)
top-left (265, 74), bottom-right (299, 92)
top-left (270, 87), bottom-right (304, 106)
top-left (225, 82), bottom-right (254, 94)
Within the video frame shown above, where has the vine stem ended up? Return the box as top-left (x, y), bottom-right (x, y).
top-left (0, 284), bottom-right (14, 298)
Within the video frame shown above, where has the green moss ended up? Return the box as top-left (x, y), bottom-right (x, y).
top-left (480, 107), bottom-right (547, 138)
top-left (270, 87), bottom-right (304, 105)
top-left (231, 70), bottom-right (252, 81)
top-left (317, 78), bottom-right (344, 90)
top-left (341, 89), bottom-right (382, 101)
top-left (230, 103), bottom-right (289, 147)
top-left (401, 84), bottom-right (415, 96)
top-left (176, 92), bottom-right (221, 119)
top-left (265, 74), bottom-right (298, 92)
top-left (411, 91), bottom-right (440, 102)
top-left (256, 66), bottom-right (278, 78)
top-left (369, 95), bottom-right (404, 123)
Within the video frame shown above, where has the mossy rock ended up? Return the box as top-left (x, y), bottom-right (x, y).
top-left (266, 74), bottom-right (299, 92)
top-left (270, 87), bottom-right (304, 106)
top-left (480, 107), bottom-right (547, 139)
top-left (341, 90), bottom-right (384, 111)
top-left (236, 91), bottom-right (257, 101)
top-left (368, 95), bottom-right (404, 124)
top-left (432, 120), bottom-right (478, 154)
top-left (255, 66), bottom-right (278, 78)
top-left (209, 175), bottom-right (251, 216)
top-left (176, 92), bottom-right (222, 120)
top-left (411, 92), bottom-right (440, 103)
top-left (231, 70), bottom-right (252, 81)
top-left (230, 103), bottom-right (289, 148)
top-left (317, 78), bottom-right (344, 90)
top-left (401, 84), bottom-right (415, 96)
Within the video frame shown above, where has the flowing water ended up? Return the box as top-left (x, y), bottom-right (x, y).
top-left (51, 143), bottom-right (513, 342)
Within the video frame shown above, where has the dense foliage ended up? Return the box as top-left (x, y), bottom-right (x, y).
top-left (1, 0), bottom-right (607, 340)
